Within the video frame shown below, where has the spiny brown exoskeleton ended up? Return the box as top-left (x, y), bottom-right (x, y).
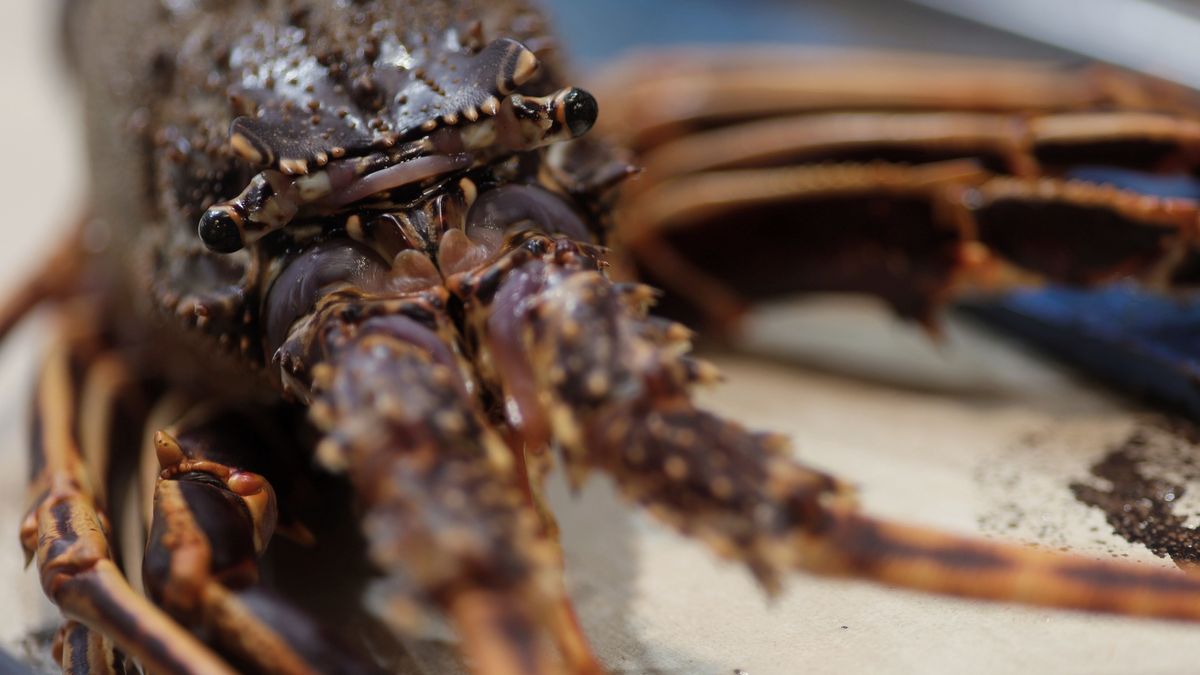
top-left (16, 3), bottom-right (1200, 674)
top-left (594, 47), bottom-right (1200, 328)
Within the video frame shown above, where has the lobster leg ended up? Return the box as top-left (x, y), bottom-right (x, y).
top-left (0, 226), bottom-right (84, 343)
top-left (453, 238), bottom-right (1200, 621)
top-left (596, 48), bottom-right (1200, 330)
top-left (55, 621), bottom-right (124, 675)
top-left (19, 307), bottom-right (234, 675)
top-left (593, 47), bottom-right (1200, 152)
top-left (50, 349), bottom-right (140, 675)
top-left (304, 309), bottom-right (603, 675)
top-left (141, 404), bottom-right (383, 675)
top-left (616, 160), bottom-right (1200, 328)
top-left (498, 427), bottom-right (598, 675)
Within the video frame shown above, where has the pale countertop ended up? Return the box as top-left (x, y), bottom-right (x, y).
top-left (6, 3), bottom-right (1200, 675)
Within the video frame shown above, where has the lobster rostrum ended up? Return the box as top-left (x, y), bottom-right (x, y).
top-left (19, 1), bottom-right (1200, 674)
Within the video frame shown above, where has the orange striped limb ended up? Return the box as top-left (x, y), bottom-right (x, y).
top-left (54, 621), bottom-right (125, 675)
top-left (596, 47), bottom-right (1200, 331)
top-left (617, 160), bottom-right (1200, 329)
top-left (49, 347), bottom-right (138, 675)
top-left (588, 394), bottom-right (1200, 619)
top-left (621, 111), bottom-right (1200, 194)
top-left (593, 47), bottom-right (1200, 152)
top-left (803, 509), bottom-right (1200, 620)
top-left (0, 225), bottom-right (86, 345)
top-left (20, 311), bottom-right (235, 675)
top-left (143, 406), bottom-right (382, 675)
top-left (444, 586), bottom-right (596, 675)
top-left (498, 428), bottom-right (604, 675)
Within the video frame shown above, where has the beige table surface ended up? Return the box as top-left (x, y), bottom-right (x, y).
top-left (6, 3), bottom-right (1200, 675)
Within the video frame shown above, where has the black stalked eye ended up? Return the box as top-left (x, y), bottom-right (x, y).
top-left (563, 88), bottom-right (598, 138)
top-left (198, 206), bottom-right (245, 254)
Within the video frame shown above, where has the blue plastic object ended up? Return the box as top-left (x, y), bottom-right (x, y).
top-left (962, 289), bottom-right (1200, 418)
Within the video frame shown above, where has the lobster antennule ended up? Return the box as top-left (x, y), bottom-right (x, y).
top-left (294, 305), bottom-right (603, 675)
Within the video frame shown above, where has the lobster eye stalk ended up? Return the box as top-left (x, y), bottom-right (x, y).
top-left (501, 86), bottom-right (601, 152)
top-left (199, 205), bottom-right (246, 254)
top-left (561, 88), bottom-right (599, 138)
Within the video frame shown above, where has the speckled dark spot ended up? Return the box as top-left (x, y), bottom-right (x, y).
top-left (1073, 426), bottom-right (1200, 567)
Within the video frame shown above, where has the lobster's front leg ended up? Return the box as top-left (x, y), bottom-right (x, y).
top-left (453, 236), bottom-right (1200, 619)
top-left (20, 306), bottom-right (233, 675)
top-left (55, 620), bottom-right (122, 675)
top-left (140, 404), bottom-right (383, 675)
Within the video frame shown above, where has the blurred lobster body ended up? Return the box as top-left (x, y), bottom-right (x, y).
top-left (28, 2), bottom-right (1200, 675)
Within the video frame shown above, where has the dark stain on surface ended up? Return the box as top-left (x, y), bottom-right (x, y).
top-left (1072, 426), bottom-right (1200, 567)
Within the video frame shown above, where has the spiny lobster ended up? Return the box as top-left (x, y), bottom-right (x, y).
top-left (17, 1), bottom-right (1200, 673)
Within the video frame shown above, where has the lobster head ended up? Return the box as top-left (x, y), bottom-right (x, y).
top-left (141, 0), bottom-right (626, 397)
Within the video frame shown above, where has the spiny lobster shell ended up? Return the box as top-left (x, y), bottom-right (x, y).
top-left (31, 4), bottom-right (1200, 674)
top-left (65, 0), bottom-right (568, 397)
